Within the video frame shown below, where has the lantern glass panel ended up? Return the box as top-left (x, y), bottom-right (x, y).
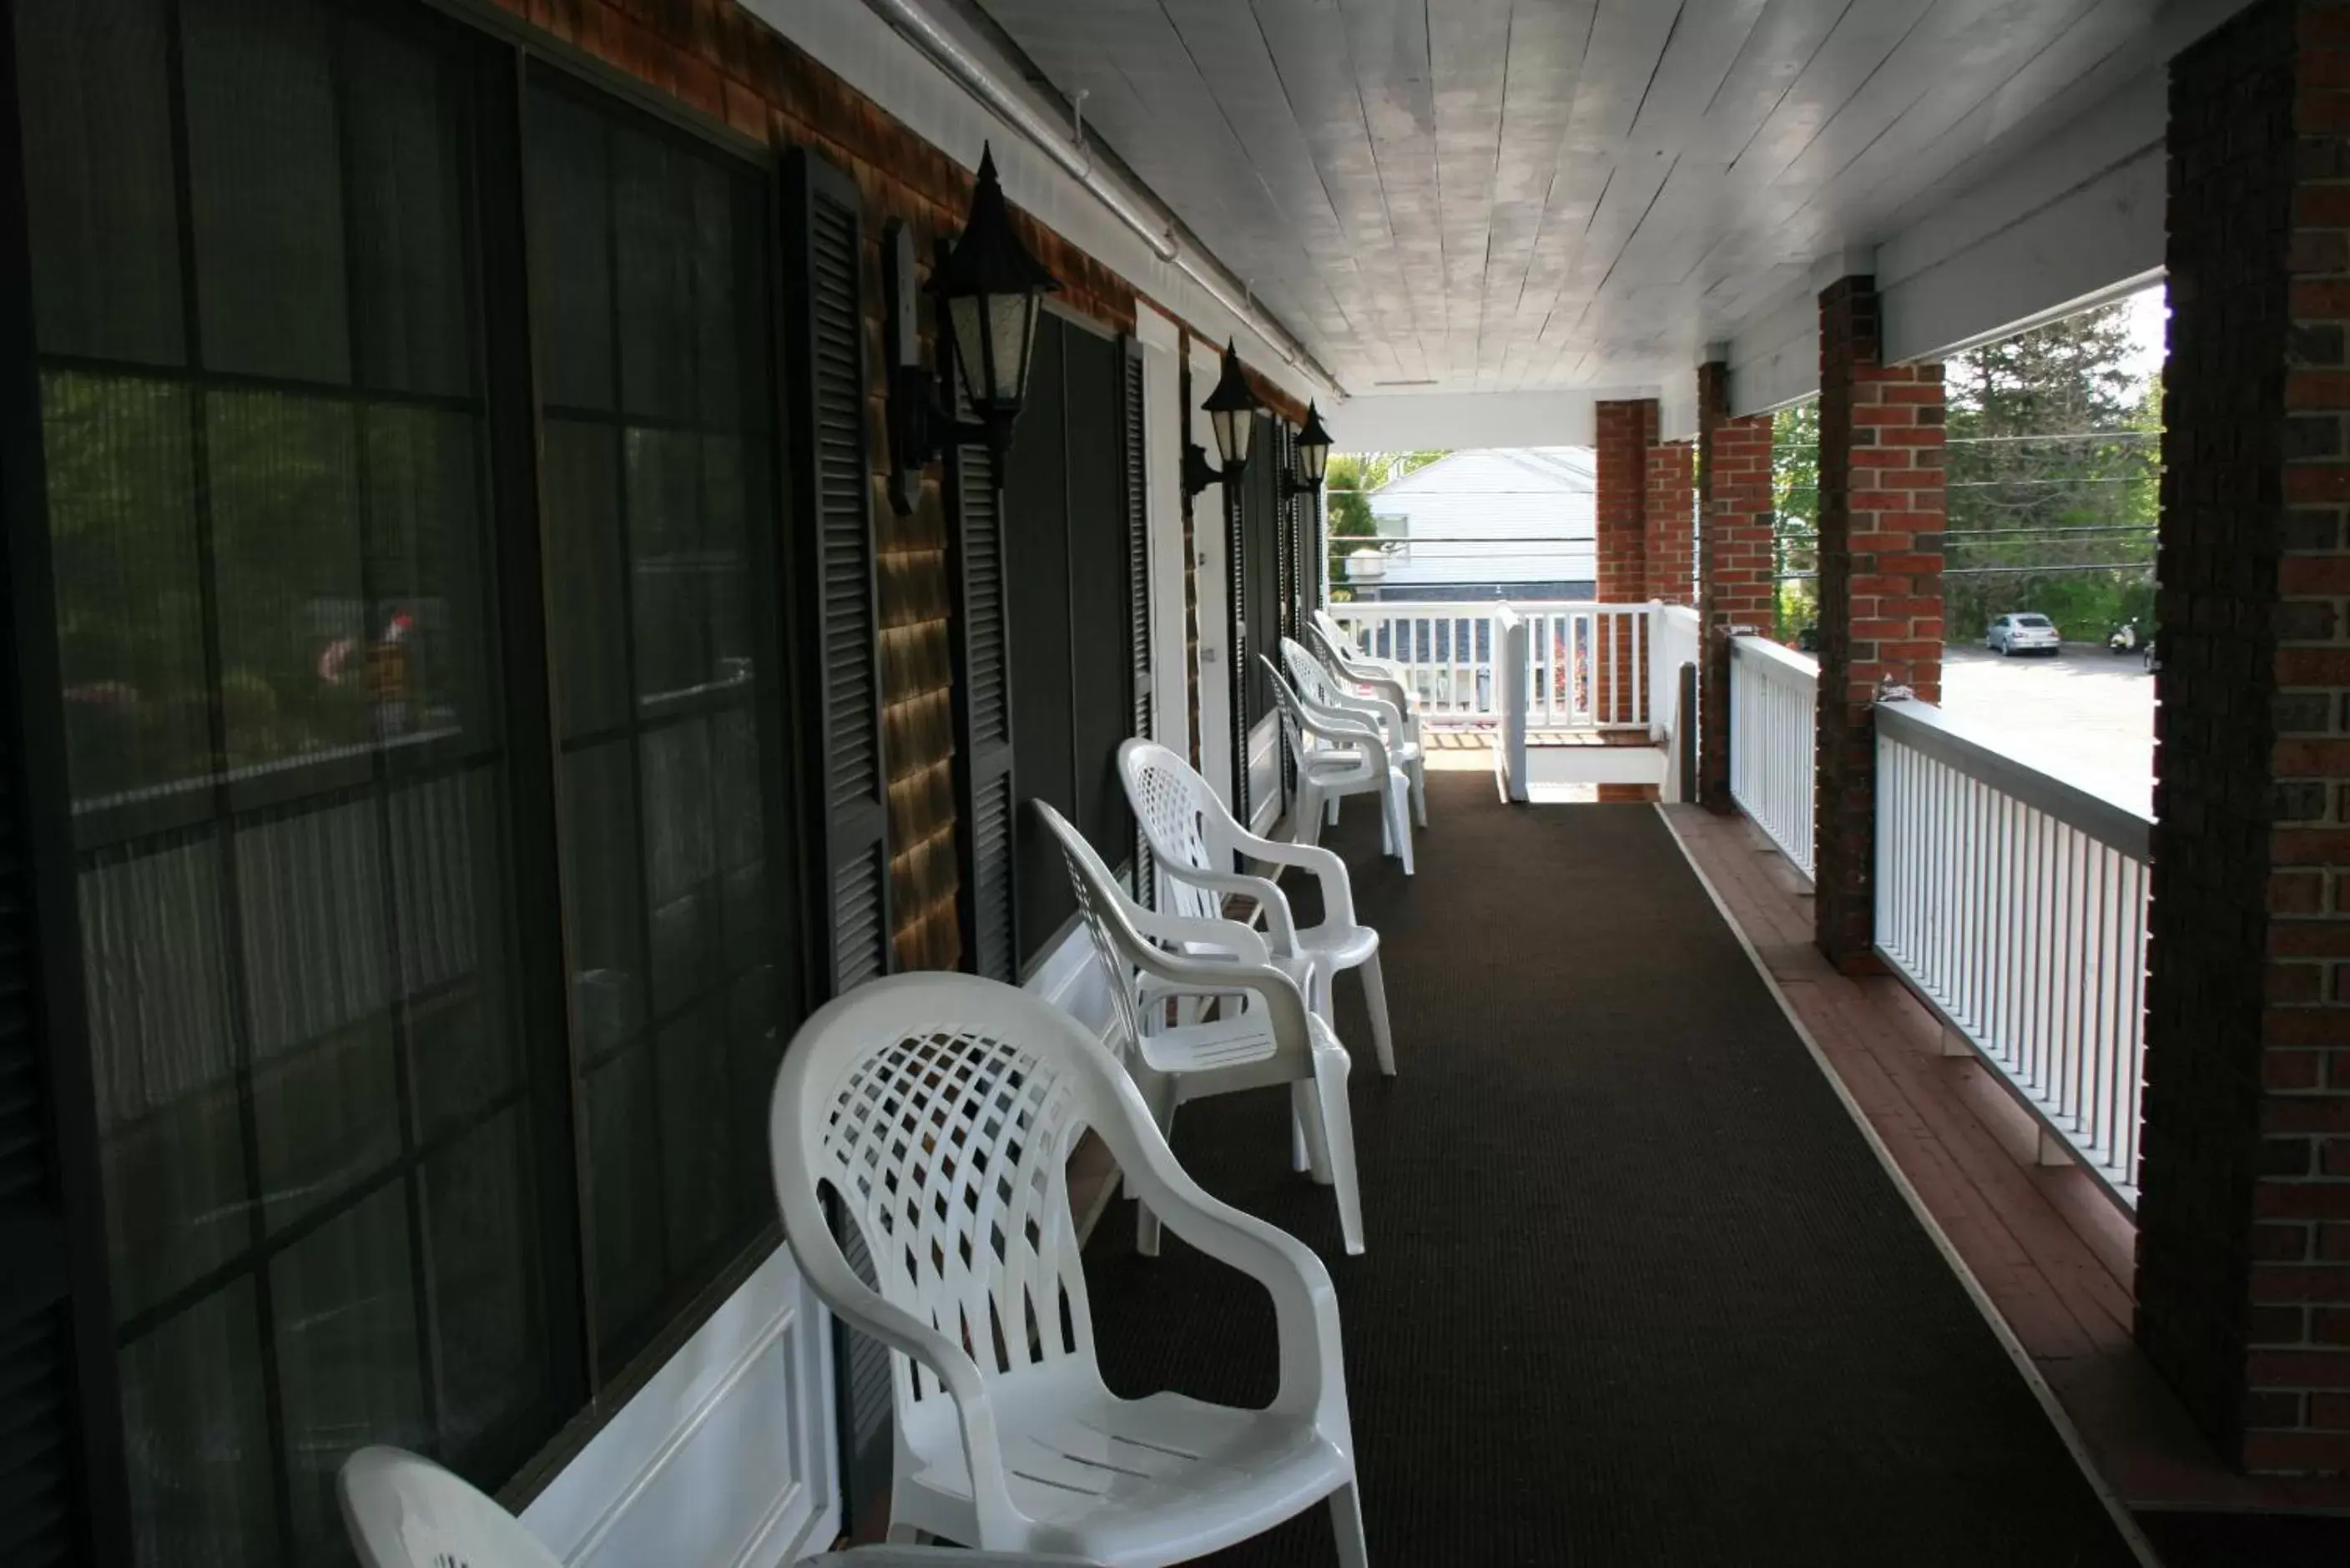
top-left (1210, 404), bottom-right (1252, 467)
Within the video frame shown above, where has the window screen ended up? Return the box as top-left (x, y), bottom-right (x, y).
top-left (20, 3), bottom-right (582, 1564)
top-left (18, 4), bottom-right (807, 1564)
top-left (524, 77), bottom-right (799, 1374)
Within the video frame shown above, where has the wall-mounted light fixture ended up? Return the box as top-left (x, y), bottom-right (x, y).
top-left (885, 144), bottom-right (1061, 514)
top-left (1283, 400), bottom-right (1334, 498)
top-left (1183, 339), bottom-right (1261, 498)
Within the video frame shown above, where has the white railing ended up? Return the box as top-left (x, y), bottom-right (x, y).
top-left (1325, 600), bottom-right (1658, 731)
top-left (1728, 637), bottom-right (1818, 879)
top-left (1874, 700), bottom-right (2151, 1208)
top-left (1491, 608), bottom-right (1529, 803)
top-left (1650, 605), bottom-right (1702, 801)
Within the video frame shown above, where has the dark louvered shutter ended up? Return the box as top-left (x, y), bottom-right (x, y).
top-left (946, 389), bottom-right (1017, 979)
top-left (1226, 439), bottom-right (1250, 827)
top-left (785, 151), bottom-right (890, 999)
top-left (784, 149), bottom-right (893, 1527)
top-left (1274, 420), bottom-right (1298, 803)
top-left (0, 63), bottom-right (129, 1552)
top-left (1120, 339), bottom-right (1154, 909)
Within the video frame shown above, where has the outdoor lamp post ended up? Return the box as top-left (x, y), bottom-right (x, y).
top-left (1284, 400), bottom-right (1333, 498)
top-left (885, 143), bottom-right (1060, 512)
top-left (1183, 339), bottom-right (1261, 497)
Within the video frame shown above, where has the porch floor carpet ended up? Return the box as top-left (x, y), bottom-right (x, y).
top-left (1078, 770), bottom-right (2137, 1566)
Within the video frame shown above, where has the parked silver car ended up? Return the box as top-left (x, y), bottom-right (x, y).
top-left (1985, 612), bottom-right (2061, 657)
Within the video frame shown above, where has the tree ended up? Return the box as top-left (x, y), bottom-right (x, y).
top-left (1941, 301), bottom-right (2159, 641)
top-left (1322, 449), bottom-right (1446, 598)
top-left (1772, 402), bottom-right (1819, 643)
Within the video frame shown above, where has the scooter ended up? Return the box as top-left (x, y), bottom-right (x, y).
top-left (2107, 618), bottom-right (2141, 654)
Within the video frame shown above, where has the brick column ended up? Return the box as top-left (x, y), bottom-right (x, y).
top-left (1646, 438), bottom-right (1697, 607)
top-left (1697, 362), bottom-right (1774, 812)
top-left (1813, 275), bottom-right (1944, 971)
top-left (2140, 0), bottom-right (2350, 1478)
top-left (1594, 399), bottom-right (1656, 731)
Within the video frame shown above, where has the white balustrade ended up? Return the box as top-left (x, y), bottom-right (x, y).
top-left (1324, 600), bottom-right (1657, 732)
top-left (1727, 637), bottom-right (1818, 879)
top-left (1490, 608), bottom-right (1528, 803)
top-left (1874, 700), bottom-right (2151, 1208)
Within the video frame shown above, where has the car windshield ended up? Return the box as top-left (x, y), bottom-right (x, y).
top-left (2015, 615), bottom-right (2052, 628)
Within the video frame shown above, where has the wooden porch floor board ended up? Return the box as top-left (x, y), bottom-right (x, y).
top-left (1662, 803), bottom-right (2350, 1518)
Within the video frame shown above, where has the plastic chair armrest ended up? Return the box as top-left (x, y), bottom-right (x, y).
top-left (1220, 834), bottom-right (1358, 929)
top-left (785, 1233), bottom-right (1018, 1538)
top-left (1157, 864), bottom-right (1300, 952)
top-left (1127, 906), bottom-right (1273, 969)
top-left (1347, 668), bottom-right (1415, 718)
top-left (1297, 704), bottom-right (1391, 772)
top-left (1103, 1103), bottom-right (1345, 1426)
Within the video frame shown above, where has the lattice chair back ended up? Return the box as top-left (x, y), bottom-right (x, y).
top-left (1031, 800), bottom-right (1155, 1058)
top-left (1311, 607), bottom-right (1353, 653)
top-left (1266, 656), bottom-right (1371, 761)
top-left (769, 972), bottom-right (1099, 1458)
top-left (1117, 739), bottom-right (1225, 925)
top-left (339, 1446), bottom-right (565, 1568)
top-left (1281, 636), bottom-right (1348, 710)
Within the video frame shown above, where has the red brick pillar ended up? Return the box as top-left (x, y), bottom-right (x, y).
top-left (1814, 275), bottom-right (1944, 971)
top-left (1697, 362), bottom-right (1773, 813)
top-left (1594, 399), bottom-right (1656, 729)
top-left (2140, 0), bottom-right (2350, 1478)
top-left (1646, 438), bottom-right (1697, 607)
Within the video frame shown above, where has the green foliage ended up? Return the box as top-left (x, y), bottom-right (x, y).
top-left (1324, 449), bottom-right (1448, 600)
top-left (1941, 300), bottom-right (2159, 641)
top-left (1772, 402), bottom-right (1820, 643)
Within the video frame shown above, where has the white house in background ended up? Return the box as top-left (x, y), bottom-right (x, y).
top-left (1342, 447), bottom-right (1597, 603)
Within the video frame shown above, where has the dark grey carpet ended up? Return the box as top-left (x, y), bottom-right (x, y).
top-left (1081, 771), bottom-right (2139, 1566)
top-left (2136, 1508), bottom-right (2350, 1566)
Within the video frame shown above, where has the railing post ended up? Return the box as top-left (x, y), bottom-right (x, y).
top-left (1815, 274), bottom-right (1944, 975)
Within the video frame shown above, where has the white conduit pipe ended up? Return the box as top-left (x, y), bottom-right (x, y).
top-left (868, 0), bottom-right (1346, 401)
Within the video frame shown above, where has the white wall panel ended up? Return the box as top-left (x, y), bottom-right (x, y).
top-left (523, 1249), bottom-right (838, 1568)
top-left (1136, 303), bottom-right (1193, 765)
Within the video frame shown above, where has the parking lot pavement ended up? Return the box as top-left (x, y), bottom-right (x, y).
top-left (1937, 643), bottom-right (2154, 814)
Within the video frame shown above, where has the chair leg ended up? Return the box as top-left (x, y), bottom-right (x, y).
top-left (1292, 1106), bottom-right (1311, 1173)
top-left (1409, 757), bottom-right (1428, 827)
top-left (1137, 1081), bottom-right (1177, 1257)
top-left (1294, 780), bottom-right (1323, 847)
top-left (1329, 1481), bottom-right (1369, 1568)
top-left (1359, 952), bottom-right (1396, 1077)
top-left (1313, 1058), bottom-right (1364, 1254)
top-left (1326, 791), bottom-right (1342, 827)
top-left (1388, 782), bottom-right (1415, 875)
top-left (1377, 791), bottom-right (1394, 855)
top-left (1294, 1079), bottom-right (1334, 1185)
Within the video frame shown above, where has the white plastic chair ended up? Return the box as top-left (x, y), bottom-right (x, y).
top-left (339, 1446), bottom-right (563, 1568)
top-left (1119, 738), bottom-right (1394, 1079)
top-left (1305, 618), bottom-right (1421, 756)
top-left (1283, 638), bottom-right (1426, 830)
top-left (1036, 800), bottom-right (1366, 1258)
top-left (1264, 659), bottom-right (1415, 877)
top-left (768, 969), bottom-right (1369, 1566)
top-left (1311, 608), bottom-right (1413, 698)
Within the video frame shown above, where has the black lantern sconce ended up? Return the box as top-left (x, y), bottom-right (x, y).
top-left (1183, 339), bottom-right (1262, 498)
top-left (885, 144), bottom-right (1061, 515)
top-left (1283, 400), bottom-right (1334, 499)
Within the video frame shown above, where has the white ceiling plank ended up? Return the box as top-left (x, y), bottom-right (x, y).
top-left (950, 0), bottom-right (2240, 396)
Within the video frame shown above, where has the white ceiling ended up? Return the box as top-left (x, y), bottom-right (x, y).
top-left (963, 0), bottom-right (2241, 396)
